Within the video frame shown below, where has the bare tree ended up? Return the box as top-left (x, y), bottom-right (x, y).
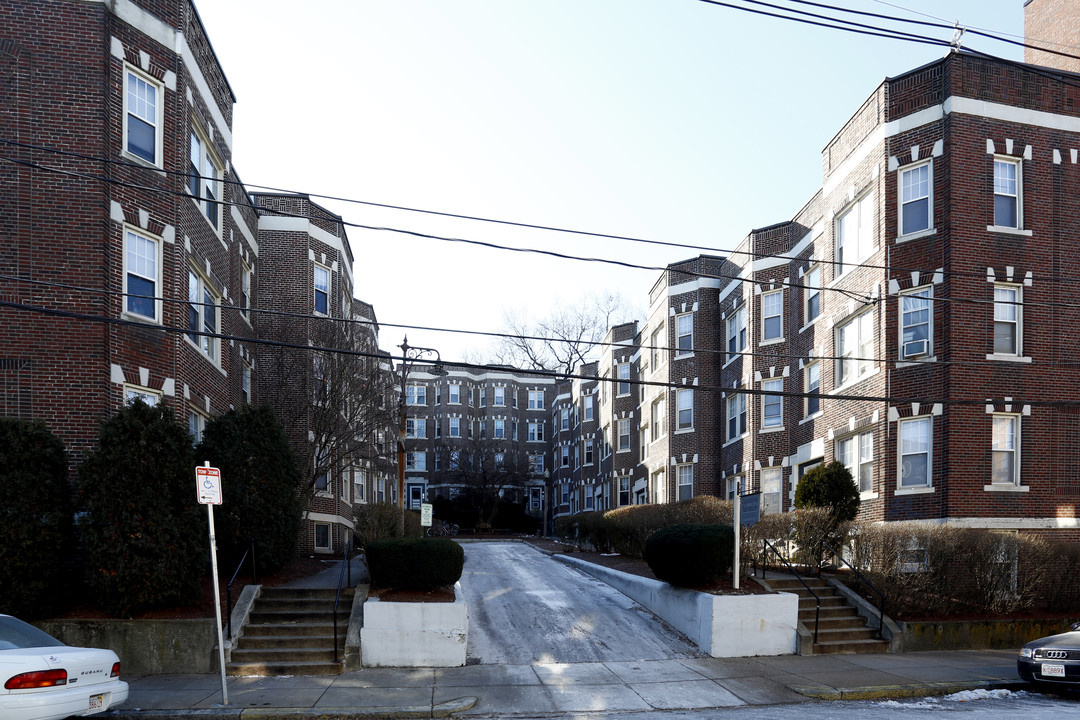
top-left (492, 291), bottom-right (630, 376)
top-left (438, 436), bottom-right (536, 528)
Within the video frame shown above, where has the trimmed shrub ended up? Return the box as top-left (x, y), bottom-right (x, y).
top-left (354, 503), bottom-right (422, 548)
top-left (602, 496), bottom-right (734, 558)
top-left (75, 401), bottom-right (204, 616)
top-left (196, 405), bottom-right (304, 574)
top-left (794, 460), bottom-right (860, 523)
top-left (645, 523), bottom-right (735, 588)
top-left (366, 537), bottom-right (464, 590)
top-left (0, 419), bottom-right (74, 618)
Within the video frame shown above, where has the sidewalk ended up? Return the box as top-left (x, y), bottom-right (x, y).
top-left (108, 649), bottom-right (1025, 718)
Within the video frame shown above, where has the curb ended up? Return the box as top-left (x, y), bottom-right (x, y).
top-left (104, 697), bottom-right (478, 720)
top-left (788, 680), bottom-right (1030, 701)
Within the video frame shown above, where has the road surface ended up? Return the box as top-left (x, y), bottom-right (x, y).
top-left (459, 541), bottom-right (702, 665)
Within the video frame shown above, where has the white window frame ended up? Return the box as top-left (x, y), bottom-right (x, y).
top-left (837, 430), bottom-right (874, 496)
top-left (761, 289), bottom-right (783, 342)
top-left (837, 309), bottom-right (875, 386)
top-left (675, 313), bottom-right (693, 356)
top-left (804, 361), bottom-right (821, 418)
top-left (676, 388), bottom-right (693, 431)
top-left (188, 408), bottom-right (207, 446)
top-left (560, 445), bottom-right (570, 468)
top-left (529, 454), bottom-right (544, 475)
top-left (677, 463), bottom-right (693, 501)
top-left (651, 396), bottom-right (665, 441)
top-left (993, 156), bottom-right (1022, 230)
top-left (405, 451), bottom-right (426, 472)
top-left (992, 284), bottom-right (1022, 358)
top-left (898, 416), bottom-right (932, 491)
top-left (493, 386), bottom-right (505, 406)
top-left (583, 394), bottom-right (594, 421)
top-left (405, 384), bottom-right (426, 406)
top-left (617, 363), bottom-right (631, 396)
top-left (449, 383), bottom-right (460, 404)
top-left (528, 421), bottom-right (544, 442)
top-left (899, 160), bottom-right (933, 237)
top-left (652, 469), bottom-right (666, 505)
top-left (900, 286), bottom-right (933, 359)
top-left (528, 390), bottom-right (544, 410)
top-left (405, 417), bottom-right (426, 439)
top-left (187, 268), bottom-right (220, 363)
top-left (560, 408), bottom-right (570, 431)
top-left (761, 467), bottom-right (781, 515)
top-left (617, 418), bottom-right (631, 451)
top-left (240, 261), bottom-right (252, 322)
top-left (650, 326), bottom-right (664, 371)
top-left (804, 265), bottom-right (821, 325)
top-left (493, 418), bottom-right (505, 439)
top-left (727, 392), bottom-right (747, 442)
top-left (990, 413), bottom-right (1021, 487)
top-left (314, 263), bottom-right (331, 316)
top-left (189, 122), bottom-right (223, 232)
top-left (725, 304), bottom-right (746, 363)
top-left (762, 378), bottom-right (783, 429)
top-left (123, 227), bottom-right (162, 323)
top-left (123, 65), bottom-right (163, 166)
top-left (836, 190), bottom-right (876, 275)
top-left (242, 361), bottom-right (252, 404)
top-left (584, 438), bottom-right (594, 465)
top-left (448, 417), bottom-right (460, 437)
top-left (313, 523), bottom-right (331, 552)
top-left (124, 385), bottom-right (160, 406)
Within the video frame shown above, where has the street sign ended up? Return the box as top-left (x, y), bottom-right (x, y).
top-left (740, 492), bottom-right (761, 527)
top-left (420, 503), bottom-right (433, 527)
top-left (196, 465), bottom-right (222, 505)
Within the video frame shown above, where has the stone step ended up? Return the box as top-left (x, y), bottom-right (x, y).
top-left (230, 647), bottom-right (337, 664)
top-left (236, 634), bottom-right (341, 650)
top-left (802, 613), bottom-right (868, 629)
top-left (257, 587), bottom-right (351, 601)
top-left (253, 598), bottom-right (342, 613)
top-left (814, 626), bottom-right (881, 643)
top-left (811, 638), bottom-right (891, 655)
top-left (248, 610), bottom-right (337, 624)
top-left (798, 595), bottom-right (848, 610)
top-left (243, 622), bottom-right (344, 638)
top-left (768, 577), bottom-right (831, 590)
top-left (226, 660), bottom-right (343, 677)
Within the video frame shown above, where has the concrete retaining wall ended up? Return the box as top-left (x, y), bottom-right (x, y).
top-left (556, 555), bottom-right (799, 657)
top-left (360, 581), bottom-right (469, 667)
top-left (901, 617), bottom-right (1080, 652)
top-left (36, 619), bottom-right (218, 674)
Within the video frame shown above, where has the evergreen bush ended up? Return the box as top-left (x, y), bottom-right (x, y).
top-left (644, 523), bottom-right (734, 588)
top-left (354, 503), bottom-right (422, 548)
top-left (366, 537), bottom-right (464, 590)
top-left (75, 401), bottom-right (204, 616)
top-left (0, 419), bottom-right (73, 618)
top-left (196, 405), bottom-right (303, 573)
top-left (793, 460), bottom-right (860, 522)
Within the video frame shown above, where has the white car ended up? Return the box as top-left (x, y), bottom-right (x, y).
top-left (0, 615), bottom-right (128, 720)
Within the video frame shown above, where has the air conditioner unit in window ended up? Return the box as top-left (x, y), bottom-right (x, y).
top-left (903, 339), bottom-right (928, 358)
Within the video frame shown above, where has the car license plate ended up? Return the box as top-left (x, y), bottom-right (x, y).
top-left (89, 694), bottom-right (104, 713)
top-left (1041, 664), bottom-right (1066, 678)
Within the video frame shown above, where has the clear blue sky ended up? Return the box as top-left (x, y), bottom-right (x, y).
top-left (195, 1), bottom-right (1025, 362)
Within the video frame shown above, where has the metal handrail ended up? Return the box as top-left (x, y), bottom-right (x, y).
top-left (819, 539), bottom-right (886, 639)
top-left (761, 539), bottom-right (820, 644)
top-left (332, 536), bottom-right (352, 663)
top-left (225, 540), bottom-right (256, 640)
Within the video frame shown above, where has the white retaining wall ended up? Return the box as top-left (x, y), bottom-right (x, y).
top-left (360, 581), bottom-right (469, 667)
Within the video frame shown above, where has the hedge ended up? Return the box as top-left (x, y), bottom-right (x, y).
top-left (365, 537), bottom-right (464, 590)
top-left (645, 523), bottom-right (734, 588)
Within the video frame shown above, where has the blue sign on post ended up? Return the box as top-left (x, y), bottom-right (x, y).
top-left (740, 492), bottom-right (761, 527)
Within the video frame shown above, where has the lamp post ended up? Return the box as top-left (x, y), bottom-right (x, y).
top-left (397, 336), bottom-right (446, 521)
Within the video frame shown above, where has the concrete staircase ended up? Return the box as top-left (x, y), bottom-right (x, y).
top-left (227, 587), bottom-right (353, 676)
top-left (768, 575), bottom-right (889, 655)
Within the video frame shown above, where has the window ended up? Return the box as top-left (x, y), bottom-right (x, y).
top-left (493, 387), bottom-right (505, 406)
top-left (676, 389), bottom-right (693, 430)
top-left (650, 326), bottom-right (663, 369)
top-left (838, 431), bottom-right (874, 494)
top-left (354, 471), bottom-right (366, 502)
top-left (762, 379), bottom-right (782, 428)
top-left (124, 66), bottom-right (161, 164)
top-left (652, 469), bottom-right (666, 504)
top-left (528, 421), bottom-right (544, 442)
top-left (448, 450), bottom-right (460, 469)
top-left (449, 383), bottom-right (460, 403)
top-left (804, 265), bottom-right (821, 323)
top-left (314, 469), bottom-right (330, 493)
top-left (560, 446), bottom-right (570, 468)
top-left (583, 394), bottom-right (594, 421)
top-left (676, 313), bottom-right (693, 355)
top-left (994, 158), bottom-right (1020, 229)
top-left (617, 363), bottom-right (630, 396)
top-left (899, 161), bottom-right (932, 235)
top-left (560, 408), bottom-right (570, 431)
top-left (726, 305), bottom-right (747, 363)
top-left (405, 384), bottom-right (426, 405)
top-left (762, 290), bottom-right (783, 341)
top-left (837, 191), bottom-right (875, 274)
top-left (899, 417), bottom-right (931, 488)
top-left (727, 392), bottom-right (747, 440)
top-left (405, 451), bottom-right (426, 471)
top-left (804, 362), bottom-right (821, 417)
top-left (434, 419), bottom-right (442, 438)
top-left (448, 417), bottom-right (460, 437)
top-left (188, 409), bottom-right (206, 446)
top-left (494, 418), bottom-right (505, 439)
top-left (125, 229), bottom-right (160, 321)
top-left (314, 523), bottom-right (331, 551)
top-left (618, 419), bottom-right (631, 451)
top-left (993, 285), bottom-right (1021, 356)
top-left (512, 420), bottom-right (518, 441)
top-left (240, 262), bottom-right (252, 319)
top-left (837, 309), bottom-right (875, 385)
top-left (651, 397), bottom-right (665, 440)
top-left (187, 269), bottom-right (219, 362)
top-left (761, 467), bottom-right (781, 515)
top-left (495, 452), bottom-right (505, 470)
top-left (242, 362), bottom-right (252, 404)
top-left (677, 464), bottom-right (693, 501)
top-left (405, 418), bottom-right (426, 438)
top-left (528, 390), bottom-right (544, 410)
top-left (901, 288), bottom-right (932, 359)
top-left (314, 264), bottom-right (330, 315)
top-left (124, 385), bottom-right (160, 406)
top-left (529, 454), bottom-right (544, 474)
top-left (584, 438), bottom-right (594, 465)
top-left (189, 126), bottom-right (222, 230)
top-left (619, 477), bottom-right (631, 506)
top-left (992, 414), bottom-right (1020, 485)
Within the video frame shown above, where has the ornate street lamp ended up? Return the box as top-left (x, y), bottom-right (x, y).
top-left (397, 336), bottom-right (447, 516)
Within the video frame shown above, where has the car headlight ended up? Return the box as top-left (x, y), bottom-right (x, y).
top-left (1020, 647), bottom-right (1035, 659)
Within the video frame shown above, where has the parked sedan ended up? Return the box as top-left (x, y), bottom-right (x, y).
top-left (0, 615), bottom-right (128, 720)
top-left (1018, 622), bottom-right (1080, 688)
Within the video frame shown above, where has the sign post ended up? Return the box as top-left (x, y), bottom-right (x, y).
top-left (197, 463), bottom-right (228, 706)
top-left (733, 481), bottom-right (741, 590)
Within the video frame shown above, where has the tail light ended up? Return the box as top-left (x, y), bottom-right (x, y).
top-left (5, 669), bottom-right (68, 689)
top-left (111, 662), bottom-right (121, 678)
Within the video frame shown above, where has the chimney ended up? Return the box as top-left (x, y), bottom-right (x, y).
top-left (1024, 0), bottom-right (1080, 73)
